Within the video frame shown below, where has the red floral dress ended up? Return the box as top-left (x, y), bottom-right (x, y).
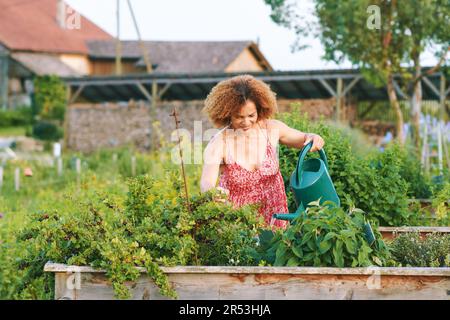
top-left (218, 121), bottom-right (289, 229)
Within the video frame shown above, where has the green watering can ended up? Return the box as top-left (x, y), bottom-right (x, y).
top-left (272, 141), bottom-right (375, 246)
top-left (273, 141), bottom-right (340, 222)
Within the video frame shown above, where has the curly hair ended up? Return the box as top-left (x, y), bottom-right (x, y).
top-left (202, 74), bottom-right (278, 128)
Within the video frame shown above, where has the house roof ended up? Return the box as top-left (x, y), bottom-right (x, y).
top-left (11, 52), bottom-right (81, 77)
top-left (87, 40), bottom-right (273, 72)
top-left (0, 0), bottom-right (112, 54)
top-left (63, 68), bottom-right (449, 103)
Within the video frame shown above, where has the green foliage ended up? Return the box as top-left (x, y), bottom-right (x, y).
top-left (255, 203), bottom-right (392, 267)
top-left (32, 121), bottom-right (63, 141)
top-left (0, 107), bottom-right (33, 127)
top-left (393, 144), bottom-right (432, 199)
top-left (390, 233), bottom-right (450, 267)
top-left (124, 174), bottom-right (263, 267)
top-left (431, 182), bottom-right (450, 225)
top-left (8, 172), bottom-right (263, 299)
top-left (277, 108), bottom-right (411, 226)
top-left (33, 75), bottom-right (67, 121)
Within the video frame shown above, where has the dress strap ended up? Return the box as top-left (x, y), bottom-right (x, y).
top-left (258, 120), bottom-right (271, 147)
top-left (221, 125), bottom-right (233, 164)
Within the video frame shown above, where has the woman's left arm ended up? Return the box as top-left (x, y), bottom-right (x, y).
top-left (271, 119), bottom-right (325, 151)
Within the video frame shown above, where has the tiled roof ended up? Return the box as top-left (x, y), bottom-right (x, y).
top-left (0, 0), bottom-right (112, 54)
top-left (11, 52), bottom-right (81, 76)
top-left (87, 40), bottom-right (272, 72)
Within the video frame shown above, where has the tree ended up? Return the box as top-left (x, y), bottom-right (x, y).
top-left (264, 0), bottom-right (449, 145)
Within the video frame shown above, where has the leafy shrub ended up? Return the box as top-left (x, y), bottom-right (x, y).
top-left (33, 75), bottom-right (66, 121)
top-left (431, 182), bottom-right (450, 225)
top-left (390, 233), bottom-right (450, 267)
top-left (32, 121), bottom-right (63, 141)
top-left (255, 202), bottom-right (392, 267)
top-left (277, 107), bottom-right (411, 226)
top-left (0, 107), bottom-right (33, 127)
top-left (12, 172), bottom-right (263, 299)
top-left (124, 173), bottom-right (263, 266)
top-left (394, 143), bottom-right (432, 199)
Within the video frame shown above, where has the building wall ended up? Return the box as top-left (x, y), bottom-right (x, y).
top-left (225, 47), bottom-right (265, 72)
top-left (89, 59), bottom-right (141, 75)
top-left (59, 54), bottom-right (90, 75)
top-left (67, 99), bottom-right (337, 153)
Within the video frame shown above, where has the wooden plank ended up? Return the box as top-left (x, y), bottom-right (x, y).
top-left (49, 269), bottom-right (450, 300)
top-left (378, 226), bottom-right (450, 233)
top-left (44, 262), bottom-right (450, 276)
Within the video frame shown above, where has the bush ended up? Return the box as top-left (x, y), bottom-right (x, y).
top-left (390, 233), bottom-right (450, 267)
top-left (277, 107), bottom-right (411, 226)
top-left (254, 202), bottom-right (392, 267)
top-left (394, 144), bottom-right (432, 199)
top-left (32, 121), bottom-right (63, 141)
top-left (12, 172), bottom-right (263, 299)
top-left (33, 75), bottom-right (66, 121)
top-left (431, 182), bottom-right (450, 225)
top-left (0, 107), bottom-right (33, 127)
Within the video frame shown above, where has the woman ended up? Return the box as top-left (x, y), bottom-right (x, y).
top-left (200, 75), bottom-right (324, 229)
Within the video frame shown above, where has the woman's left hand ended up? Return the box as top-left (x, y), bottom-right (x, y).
top-left (303, 133), bottom-right (325, 152)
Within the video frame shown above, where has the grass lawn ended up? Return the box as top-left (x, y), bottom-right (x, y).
top-left (0, 126), bottom-right (28, 137)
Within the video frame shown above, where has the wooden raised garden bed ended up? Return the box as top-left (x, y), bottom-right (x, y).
top-left (44, 262), bottom-right (450, 300)
top-left (379, 226), bottom-right (450, 240)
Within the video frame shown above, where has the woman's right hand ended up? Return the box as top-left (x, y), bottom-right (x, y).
top-left (213, 186), bottom-right (230, 203)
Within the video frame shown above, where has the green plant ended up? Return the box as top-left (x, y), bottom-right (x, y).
top-left (124, 173), bottom-right (263, 267)
top-left (431, 182), bottom-right (450, 225)
top-left (390, 233), bottom-right (450, 267)
top-left (33, 75), bottom-right (67, 121)
top-left (14, 180), bottom-right (175, 300)
top-left (0, 107), bottom-right (33, 127)
top-left (255, 202), bottom-right (392, 267)
top-left (277, 107), bottom-right (411, 226)
top-left (394, 143), bottom-right (432, 199)
top-left (32, 121), bottom-right (63, 141)
top-left (10, 171), bottom-right (263, 299)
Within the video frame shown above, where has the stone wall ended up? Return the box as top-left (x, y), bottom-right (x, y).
top-left (67, 99), bottom-right (341, 153)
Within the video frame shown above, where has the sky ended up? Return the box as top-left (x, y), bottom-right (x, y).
top-left (65, 0), bottom-right (439, 71)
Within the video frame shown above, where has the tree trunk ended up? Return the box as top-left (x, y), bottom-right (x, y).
top-left (411, 60), bottom-right (422, 152)
top-left (387, 75), bottom-right (405, 144)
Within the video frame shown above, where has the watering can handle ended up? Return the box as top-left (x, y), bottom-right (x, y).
top-left (294, 141), bottom-right (329, 185)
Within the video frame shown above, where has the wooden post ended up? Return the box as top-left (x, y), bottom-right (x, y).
top-left (436, 122), bottom-right (443, 174)
top-left (75, 158), bottom-right (81, 185)
top-left (15, 168), bottom-right (20, 191)
top-left (0, 52), bottom-right (8, 110)
top-left (57, 157), bottom-right (63, 177)
top-left (440, 74), bottom-right (446, 121)
top-left (115, 0), bottom-right (122, 75)
top-left (131, 156), bottom-right (136, 176)
top-left (437, 75), bottom-right (446, 174)
top-left (336, 77), bottom-right (343, 122)
top-left (421, 123), bottom-right (429, 173)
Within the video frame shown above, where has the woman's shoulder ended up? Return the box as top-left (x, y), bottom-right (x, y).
top-left (264, 119), bottom-right (287, 131)
top-left (204, 128), bottom-right (226, 154)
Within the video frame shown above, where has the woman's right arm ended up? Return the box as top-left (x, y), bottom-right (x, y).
top-left (200, 137), bottom-right (224, 193)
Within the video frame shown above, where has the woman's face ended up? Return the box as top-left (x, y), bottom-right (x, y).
top-left (230, 100), bottom-right (258, 131)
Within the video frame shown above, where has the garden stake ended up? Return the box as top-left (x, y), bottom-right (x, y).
top-left (15, 168), bottom-right (20, 191)
top-left (131, 156), bottom-right (136, 176)
top-left (170, 107), bottom-right (191, 214)
top-left (57, 157), bottom-right (63, 177)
